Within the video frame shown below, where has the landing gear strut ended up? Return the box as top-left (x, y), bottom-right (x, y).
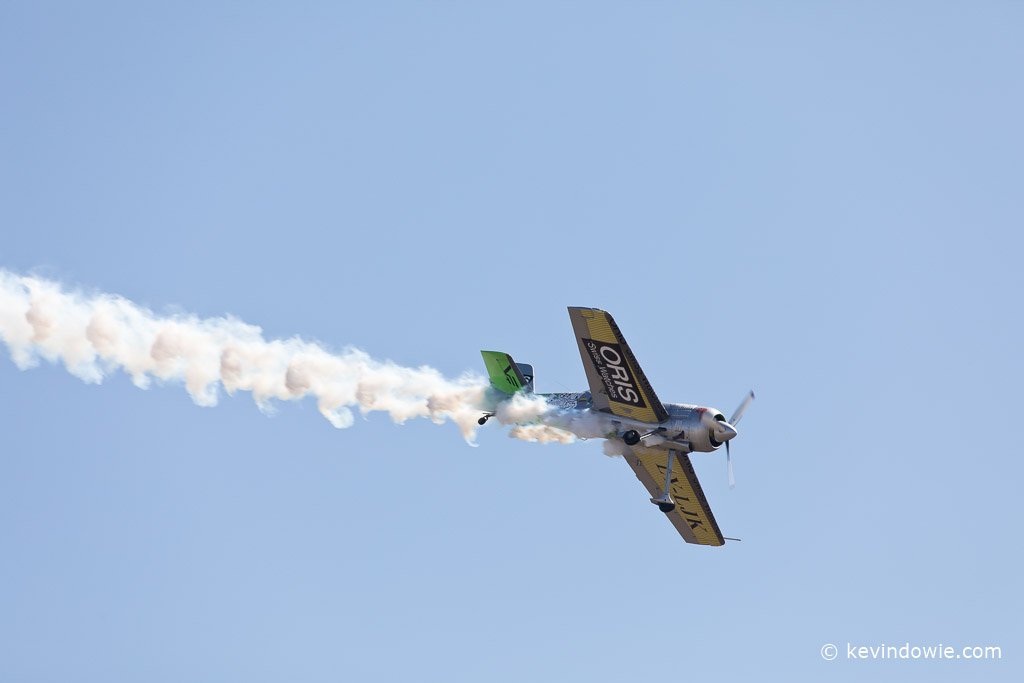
top-left (649, 449), bottom-right (677, 513)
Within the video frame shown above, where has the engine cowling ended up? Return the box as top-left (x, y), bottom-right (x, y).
top-left (647, 406), bottom-right (727, 452)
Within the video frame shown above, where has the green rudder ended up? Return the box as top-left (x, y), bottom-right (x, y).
top-left (480, 350), bottom-right (527, 395)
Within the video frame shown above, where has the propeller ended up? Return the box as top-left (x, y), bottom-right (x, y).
top-left (723, 390), bottom-right (754, 489)
top-left (730, 390), bottom-right (755, 425)
top-left (726, 441), bottom-right (735, 489)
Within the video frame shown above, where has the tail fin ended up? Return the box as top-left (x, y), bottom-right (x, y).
top-left (481, 351), bottom-right (534, 395)
top-left (516, 363), bottom-right (535, 393)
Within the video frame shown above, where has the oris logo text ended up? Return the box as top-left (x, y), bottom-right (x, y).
top-left (583, 339), bottom-right (647, 408)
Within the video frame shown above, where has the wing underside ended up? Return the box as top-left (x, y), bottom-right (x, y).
top-left (567, 307), bottom-right (669, 424)
top-left (621, 443), bottom-right (725, 546)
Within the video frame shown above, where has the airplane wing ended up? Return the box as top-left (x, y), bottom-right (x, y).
top-left (621, 443), bottom-right (725, 546)
top-left (567, 307), bottom-right (669, 424)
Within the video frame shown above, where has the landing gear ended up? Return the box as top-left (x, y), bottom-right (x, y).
top-left (478, 412), bottom-right (495, 426)
top-left (649, 449), bottom-right (677, 513)
top-left (622, 428), bottom-right (664, 446)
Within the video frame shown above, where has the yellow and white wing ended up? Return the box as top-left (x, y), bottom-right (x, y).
top-left (567, 307), bottom-right (669, 424)
top-left (622, 444), bottom-right (725, 546)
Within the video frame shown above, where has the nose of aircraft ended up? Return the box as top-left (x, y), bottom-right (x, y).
top-left (716, 422), bottom-right (738, 442)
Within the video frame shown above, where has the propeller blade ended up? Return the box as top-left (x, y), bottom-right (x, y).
top-left (726, 440), bottom-right (735, 489)
top-left (729, 390), bottom-right (755, 425)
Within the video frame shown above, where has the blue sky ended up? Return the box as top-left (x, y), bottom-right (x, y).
top-left (1, 2), bottom-right (1021, 681)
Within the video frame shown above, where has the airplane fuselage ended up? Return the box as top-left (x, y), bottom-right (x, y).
top-left (537, 392), bottom-right (728, 453)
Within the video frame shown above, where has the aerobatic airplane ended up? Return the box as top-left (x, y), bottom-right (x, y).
top-left (478, 307), bottom-right (753, 546)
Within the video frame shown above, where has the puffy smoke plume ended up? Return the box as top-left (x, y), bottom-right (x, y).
top-left (0, 270), bottom-right (500, 440)
top-left (494, 393), bottom-right (612, 447)
top-left (495, 393), bottom-right (577, 444)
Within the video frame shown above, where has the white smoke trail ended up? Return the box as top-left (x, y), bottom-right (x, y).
top-left (493, 393), bottom-right (612, 446)
top-left (496, 393), bottom-right (577, 444)
top-left (0, 270), bottom-right (492, 440)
